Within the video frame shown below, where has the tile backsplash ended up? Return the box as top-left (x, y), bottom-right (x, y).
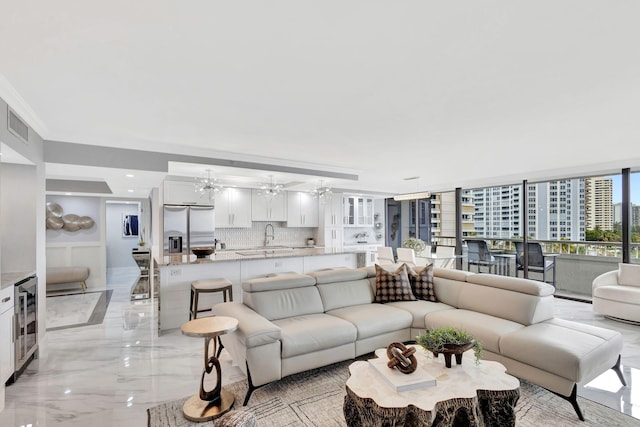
top-left (215, 222), bottom-right (317, 249)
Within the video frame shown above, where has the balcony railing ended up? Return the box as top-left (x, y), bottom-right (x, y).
top-left (428, 236), bottom-right (634, 298)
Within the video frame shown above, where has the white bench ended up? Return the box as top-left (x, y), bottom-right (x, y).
top-left (47, 266), bottom-right (90, 292)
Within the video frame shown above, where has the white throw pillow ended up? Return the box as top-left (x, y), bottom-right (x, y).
top-left (618, 263), bottom-right (640, 287)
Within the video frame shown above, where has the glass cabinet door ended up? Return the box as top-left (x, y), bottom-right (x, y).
top-left (344, 196), bottom-right (356, 226)
top-left (364, 198), bottom-right (374, 226)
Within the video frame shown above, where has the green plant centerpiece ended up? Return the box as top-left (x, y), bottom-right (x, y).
top-left (416, 327), bottom-right (483, 368)
top-left (402, 237), bottom-right (427, 256)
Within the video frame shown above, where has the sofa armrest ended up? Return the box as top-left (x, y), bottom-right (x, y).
top-left (592, 270), bottom-right (619, 290)
top-left (213, 302), bottom-right (282, 348)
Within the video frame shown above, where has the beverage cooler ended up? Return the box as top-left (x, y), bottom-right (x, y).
top-left (12, 275), bottom-right (38, 382)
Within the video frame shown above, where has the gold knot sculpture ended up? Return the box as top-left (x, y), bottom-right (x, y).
top-left (386, 342), bottom-right (417, 374)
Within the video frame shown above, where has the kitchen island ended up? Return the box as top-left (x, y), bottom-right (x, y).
top-left (156, 247), bottom-right (366, 333)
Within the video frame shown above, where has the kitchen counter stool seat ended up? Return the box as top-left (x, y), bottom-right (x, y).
top-left (190, 278), bottom-right (233, 320)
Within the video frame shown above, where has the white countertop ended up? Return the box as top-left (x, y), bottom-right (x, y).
top-left (156, 247), bottom-right (367, 266)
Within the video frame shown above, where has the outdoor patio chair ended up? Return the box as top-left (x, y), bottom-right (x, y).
top-left (465, 240), bottom-right (497, 273)
top-left (515, 242), bottom-right (557, 286)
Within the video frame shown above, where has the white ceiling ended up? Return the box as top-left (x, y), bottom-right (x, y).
top-left (1, 1), bottom-right (640, 198)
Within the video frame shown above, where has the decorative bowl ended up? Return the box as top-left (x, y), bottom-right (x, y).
top-left (191, 247), bottom-right (215, 258)
top-left (429, 341), bottom-right (476, 368)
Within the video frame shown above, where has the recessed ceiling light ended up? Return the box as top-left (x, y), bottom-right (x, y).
top-left (126, 174), bottom-right (135, 178)
top-left (128, 189), bottom-right (134, 193)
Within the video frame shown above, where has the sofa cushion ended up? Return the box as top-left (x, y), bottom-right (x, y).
top-left (425, 309), bottom-right (524, 354)
top-left (273, 313), bottom-right (357, 358)
top-left (310, 268), bottom-right (368, 284)
top-left (456, 282), bottom-right (555, 326)
top-left (316, 279), bottom-right (373, 311)
top-left (387, 300), bottom-right (454, 329)
top-left (618, 263), bottom-right (640, 287)
top-left (407, 264), bottom-right (436, 302)
top-left (327, 304), bottom-right (412, 340)
top-left (242, 273), bottom-right (316, 292)
top-left (373, 264), bottom-right (416, 303)
top-left (500, 318), bottom-right (623, 383)
top-left (243, 285), bottom-right (324, 321)
top-left (466, 274), bottom-right (555, 296)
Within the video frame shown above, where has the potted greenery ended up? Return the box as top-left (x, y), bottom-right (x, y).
top-left (416, 327), bottom-right (483, 368)
top-left (402, 237), bottom-right (427, 255)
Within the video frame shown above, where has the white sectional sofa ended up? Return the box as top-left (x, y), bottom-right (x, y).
top-left (593, 264), bottom-right (640, 323)
top-left (213, 265), bottom-right (625, 420)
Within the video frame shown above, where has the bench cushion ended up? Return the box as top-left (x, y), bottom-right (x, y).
top-left (47, 266), bottom-right (89, 284)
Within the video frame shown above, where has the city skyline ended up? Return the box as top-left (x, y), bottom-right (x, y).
top-left (609, 174), bottom-right (640, 205)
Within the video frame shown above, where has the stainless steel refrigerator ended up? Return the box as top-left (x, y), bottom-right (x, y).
top-left (163, 205), bottom-right (215, 255)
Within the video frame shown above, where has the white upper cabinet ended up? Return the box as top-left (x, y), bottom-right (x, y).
top-left (164, 180), bottom-right (214, 206)
top-left (323, 193), bottom-right (343, 227)
top-left (344, 196), bottom-right (374, 227)
top-left (215, 188), bottom-right (252, 228)
top-left (251, 190), bottom-right (287, 222)
top-left (286, 191), bottom-right (319, 227)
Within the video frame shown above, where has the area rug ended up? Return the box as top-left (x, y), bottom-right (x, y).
top-left (147, 359), bottom-right (639, 427)
top-left (46, 290), bottom-right (113, 331)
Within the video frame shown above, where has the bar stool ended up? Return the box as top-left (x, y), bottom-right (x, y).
top-left (189, 278), bottom-right (233, 320)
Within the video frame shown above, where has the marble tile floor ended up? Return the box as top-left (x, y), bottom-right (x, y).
top-left (0, 269), bottom-right (639, 426)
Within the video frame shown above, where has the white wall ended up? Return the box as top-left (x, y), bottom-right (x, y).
top-left (45, 195), bottom-right (106, 289)
top-left (1, 163), bottom-right (37, 273)
top-left (106, 202), bottom-right (140, 269)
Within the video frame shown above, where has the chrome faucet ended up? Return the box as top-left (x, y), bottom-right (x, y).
top-left (264, 223), bottom-right (275, 246)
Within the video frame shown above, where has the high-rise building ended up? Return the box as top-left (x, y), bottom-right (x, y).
top-left (431, 190), bottom-right (475, 240)
top-left (585, 177), bottom-right (613, 231)
top-left (530, 179), bottom-right (585, 241)
top-left (473, 179), bottom-right (585, 240)
top-left (613, 202), bottom-right (640, 227)
top-left (473, 185), bottom-right (522, 238)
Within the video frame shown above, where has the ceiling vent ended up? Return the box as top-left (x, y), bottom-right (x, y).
top-left (7, 108), bottom-right (29, 143)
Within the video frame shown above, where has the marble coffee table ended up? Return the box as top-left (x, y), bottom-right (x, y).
top-left (344, 345), bottom-right (520, 426)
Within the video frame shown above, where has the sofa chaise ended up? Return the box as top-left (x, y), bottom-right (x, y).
top-left (213, 265), bottom-right (625, 420)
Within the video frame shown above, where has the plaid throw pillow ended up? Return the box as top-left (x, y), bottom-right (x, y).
top-left (374, 264), bottom-right (416, 303)
top-left (407, 264), bottom-right (437, 302)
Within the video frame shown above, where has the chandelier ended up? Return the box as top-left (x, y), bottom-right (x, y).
top-left (258, 176), bottom-right (284, 199)
top-left (194, 170), bottom-right (223, 201)
top-left (311, 181), bottom-right (333, 200)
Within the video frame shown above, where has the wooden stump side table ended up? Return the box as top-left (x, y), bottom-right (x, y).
top-left (344, 346), bottom-right (520, 427)
top-left (181, 316), bottom-right (238, 422)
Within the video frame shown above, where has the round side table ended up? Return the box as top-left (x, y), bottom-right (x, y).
top-left (181, 316), bottom-right (238, 422)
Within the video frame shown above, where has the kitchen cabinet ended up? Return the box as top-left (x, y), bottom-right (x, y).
top-left (164, 180), bottom-right (214, 206)
top-left (251, 190), bottom-right (287, 221)
top-left (322, 193), bottom-right (343, 227)
top-left (0, 286), bottom-right (14, 384)
top-left (215, 188), bottom-right (252, 228)
top-left (344, 196), bottom-right (374, 227)
top-left (286, 192), bottom-right (318, 227)
top-left (318, 193), bottom-right (344, 251)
